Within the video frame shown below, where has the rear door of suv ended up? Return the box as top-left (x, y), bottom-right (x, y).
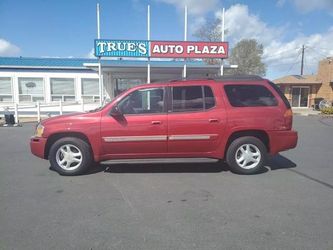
top-left (167, 83), bottom-right (226, 155)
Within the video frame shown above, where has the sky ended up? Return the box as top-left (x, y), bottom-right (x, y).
top-left (0, 0), bottom-right (333, 79)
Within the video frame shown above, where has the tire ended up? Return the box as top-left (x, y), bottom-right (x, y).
top-left (49, 137), bottom-right (93, 176)
top-left (226, 136), bottom-right (267, 175)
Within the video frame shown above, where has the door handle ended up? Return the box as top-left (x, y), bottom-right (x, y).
top-left (209, 118), bottom-right (219, 123)
top-left (151, 121), bottom-right (162, 125)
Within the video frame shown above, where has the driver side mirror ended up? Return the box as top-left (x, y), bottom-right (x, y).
top-left (110, 105), bottom-right (122, 117)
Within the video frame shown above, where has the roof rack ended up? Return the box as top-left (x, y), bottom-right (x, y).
top-left (165, 75), bottom-right (264, 82)
top-left (213, 75), bottom-right (264, 81)
top-left (150, 75), bottom-right (265, 84)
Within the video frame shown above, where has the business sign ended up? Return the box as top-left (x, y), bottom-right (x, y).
top-left (94, 40), bottom-right (149, 57)
top-left (95, 39), bottom-right (228, 58)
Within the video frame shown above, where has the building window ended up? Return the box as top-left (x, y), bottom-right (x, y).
top-left (50, 78), bottom-right (75, 102)
top-left (18, 77), bottom-right (44, 102)
top-left (115, 79), bottom-right (144, 96)
top-left (81, 78), bottom-right (100, 102)
top-left (0, 77), bottom-right (13, 102)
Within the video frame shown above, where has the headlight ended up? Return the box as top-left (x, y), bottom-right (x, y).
top-left (35, 124), bottom-right (44, 137)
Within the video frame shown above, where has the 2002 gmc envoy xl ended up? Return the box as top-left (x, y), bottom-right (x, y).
top-left (30, 75), bottom-right (298, 176)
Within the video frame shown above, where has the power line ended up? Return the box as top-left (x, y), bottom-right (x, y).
top-left (286, 48), bottom-right (302, 75)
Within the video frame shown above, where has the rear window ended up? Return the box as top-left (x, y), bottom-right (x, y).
top-left (224, 85), bottom-right (278, 107)
top-left (268, 81), bottom-right (291, 109)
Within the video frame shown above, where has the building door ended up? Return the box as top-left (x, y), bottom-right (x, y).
top-left (291, 87), bottom-right (309, 107)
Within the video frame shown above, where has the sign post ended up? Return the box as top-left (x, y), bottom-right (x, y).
top-left (220, 8), bottom-right (225, 76)
top-left (147, 5), bottom-right (151, 84)
top-left (96, 3), bottom-right (103, 106)
top-left (183, 5), bottom-right (187, 79)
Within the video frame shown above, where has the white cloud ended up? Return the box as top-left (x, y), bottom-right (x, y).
top-left (0, 38), bottom-right (20, 56)
top-left (216, 4), bottom-right (284, 45)
top-left (276, 0), bottom-right (286, 8)
top-left (213, 4), bottom-right (333, 78)
top-left (264, 29), bottom-right (333, 76)
top-left (291, 0), bottom-right (333, 13)
top-left (156, 0), bottom-right (219, 16)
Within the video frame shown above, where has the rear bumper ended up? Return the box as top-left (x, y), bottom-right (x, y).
top-left (30, 136), bottom-right (47, 159)
top-left (268, 130), bottom-right (298, 155)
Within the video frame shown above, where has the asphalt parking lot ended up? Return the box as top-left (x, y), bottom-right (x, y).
top-left (0, 116), bottom-right (332, 250)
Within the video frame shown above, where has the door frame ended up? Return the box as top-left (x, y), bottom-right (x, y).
top-left (291, 86), bottom-right (310, 108)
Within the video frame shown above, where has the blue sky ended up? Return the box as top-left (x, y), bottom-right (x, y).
top-left (0, 0), bottom-right (333, 79)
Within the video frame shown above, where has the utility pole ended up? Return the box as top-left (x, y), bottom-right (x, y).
top-left (300, 44), bottom-right (305, 75)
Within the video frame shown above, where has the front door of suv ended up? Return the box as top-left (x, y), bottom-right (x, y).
top-left (167, 85), bottom-right (225, 155)
top-left (101, 87), bottom-right (168, 158)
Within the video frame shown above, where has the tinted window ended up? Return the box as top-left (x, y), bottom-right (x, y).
top-left (224, 85), bottom-right (278, 107)
top-left (118, 88), bottom-right (164, 114)
top-left (268, 81), bottom-right (291, 109)
top-left (204, 86), bottom-right (215, 109)
top-left (172, 86), bottom-right (203, 112)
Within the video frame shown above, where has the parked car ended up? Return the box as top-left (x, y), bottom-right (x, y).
top-left (30, 75), bottom-right (298, 176)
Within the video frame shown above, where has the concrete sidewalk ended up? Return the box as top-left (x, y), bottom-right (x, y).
top-left (292, 108), bottom-right (321, 116)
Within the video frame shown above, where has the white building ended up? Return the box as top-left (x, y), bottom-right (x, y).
top-left (0, 56), bottom-right (230, 117)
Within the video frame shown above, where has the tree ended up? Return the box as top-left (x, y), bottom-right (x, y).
top-left (193, 18), bottom-right (221, 42)
top-left (193, 18), bottom-right (222, 65)
top-left (229, 39), bottom-right (266, 76)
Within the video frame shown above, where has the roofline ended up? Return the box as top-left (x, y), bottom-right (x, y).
top-left (0, 65), bottom-right (87, 69)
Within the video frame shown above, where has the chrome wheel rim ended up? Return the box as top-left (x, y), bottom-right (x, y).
top-left (235, 144), bottom-right (261, 169)
top-left (56, 144), bottom-right (82, 171)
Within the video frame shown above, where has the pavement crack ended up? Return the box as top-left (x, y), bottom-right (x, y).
top-left (111, 182), bottom-right (143, 220)
top-left (287, 168), bottom-right (333, 190)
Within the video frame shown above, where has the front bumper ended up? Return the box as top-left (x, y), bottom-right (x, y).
top-left (30, 136), bottom-right (47, 159)
top-left (268, 130), bottom-right (298, 155)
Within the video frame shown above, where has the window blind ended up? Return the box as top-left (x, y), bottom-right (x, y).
top-left (0, 77), bottom-right (12, 95)
top-left (51, 78), bottom-right (75, 95)
top-left (82, 79), bottom-right (99, 95)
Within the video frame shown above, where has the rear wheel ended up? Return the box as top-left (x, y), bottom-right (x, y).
top-left (49, 137), bottom-right (93, 176)
top-left (226, 136), bottom-right (266, 174)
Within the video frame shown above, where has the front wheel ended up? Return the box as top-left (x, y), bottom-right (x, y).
top-left (49, 137), bottom-right (93, 176)
top-left (226, 136), bottom-right (267, 174)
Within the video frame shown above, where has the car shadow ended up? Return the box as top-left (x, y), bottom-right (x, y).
top-left (49, 154), bottom-right (297, 175)
top-left (103, 162), bottom-right (229, 174)
top-left (101, 154), bottom-right (296, 174)
top-left (265, 154), bottom-right (297, 171)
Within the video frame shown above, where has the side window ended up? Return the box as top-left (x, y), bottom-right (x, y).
top-left (172, 86), bottom-right (203, 112)
top-left (118, 88), bottom-right (164, 115)
top-left (204, 86), bottom-right (215, 109)
top-left (224, 85), bottom-right (278, 107)
top-left (171, 86), bottom-right (216, 112)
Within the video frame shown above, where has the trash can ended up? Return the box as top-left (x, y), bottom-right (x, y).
top-left (3, 107), bottom-right (15, 125)
top-left (314, 98), bottom-right (324, 110)
top-left (5, 114), bottom-right (15, 125)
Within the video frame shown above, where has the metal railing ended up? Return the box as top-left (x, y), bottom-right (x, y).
top-left (1, 100), bottom-right (100, 123)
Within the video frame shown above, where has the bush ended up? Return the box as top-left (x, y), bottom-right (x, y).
top-left (321, 107), bottom-right (333, 115)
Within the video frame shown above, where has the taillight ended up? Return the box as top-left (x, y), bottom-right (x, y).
top-left (284, 109), bottom-right (293, 130)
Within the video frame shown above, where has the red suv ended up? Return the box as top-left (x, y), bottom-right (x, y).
top-left (30, 76), bottom-right (297, 176)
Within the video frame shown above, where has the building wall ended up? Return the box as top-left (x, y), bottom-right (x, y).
top-left (279, 84), bottom-right (319, 108)
top-left (0, 69), bottom-right (99, 105)
top-left (317, 58), bottom-right (333, 101)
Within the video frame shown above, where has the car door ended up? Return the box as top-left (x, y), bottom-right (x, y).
top-left (167, 84), bottom-right (226, 155)
top-left (100, 86), bottom-right (168, 158)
